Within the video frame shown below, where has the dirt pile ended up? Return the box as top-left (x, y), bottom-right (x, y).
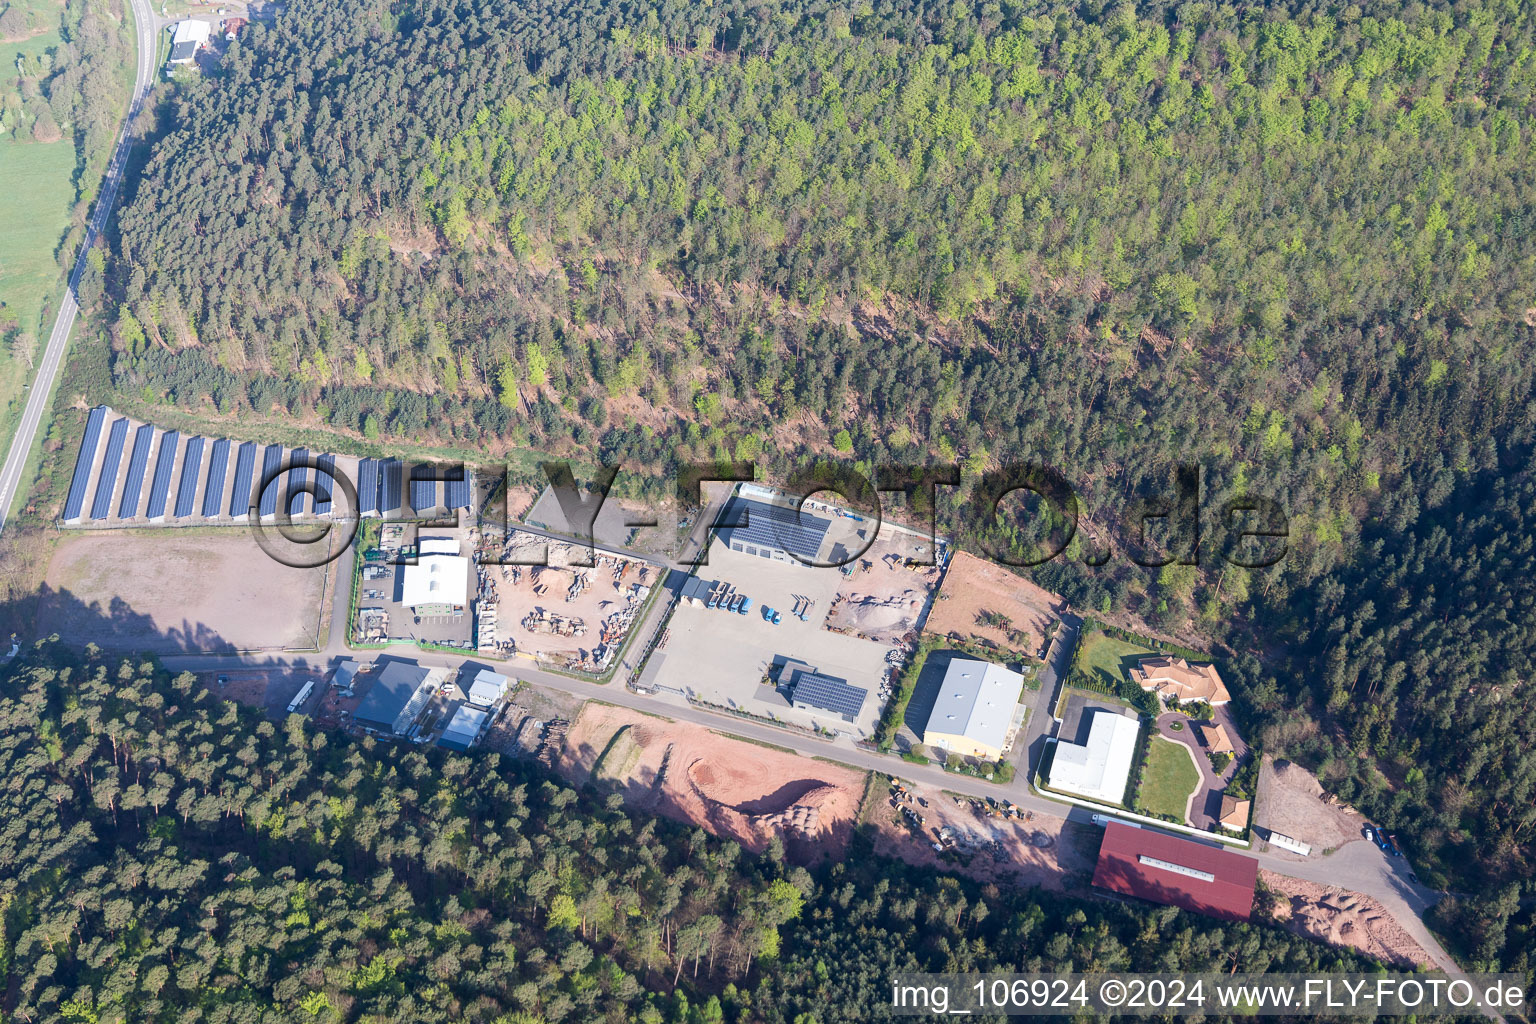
top-left (1261, 871), bottom-right (1432, 968)
top-left (1255, 757), bottom-right (1365, 853)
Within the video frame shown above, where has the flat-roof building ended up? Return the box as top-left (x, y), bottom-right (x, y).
top-left (717, 496), bottom-right (831, 565)
top-left (921, 659), bottom-right (1025, 760)
top-left (466, 669), bottom-right (510, 707)
top-left (1048, 710), bottom-right (1141, 805)
top-left (400, 536), bottom-right (470, 613)
top-left (1092, 822), bottom-right (1258, 922)
top-left (439, 703), bottom-right (492, 751)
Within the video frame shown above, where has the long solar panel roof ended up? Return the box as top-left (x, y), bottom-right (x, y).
top-left (119, 424), bottom-right (155, 518)
top-left (174, 436), bottom-right (205, 518)
top-left (229, 441), bottom-right (257, 516)
top-left (202, 439), bottom-right (229, 517)
top-left (357, 458), bottom-right (379, 515)
top-left (63, 406), bottom-right (107, 521)
top-left (288, 447), bottom-right (309, 515)
top-left (258, 445), bottom-right (283, 516)
top-left (315, 453), bottom-right (335, 515)
top-left (90, 417), bottom-right (129, 520)
top-left (145, 431), bottom-right (180, 519)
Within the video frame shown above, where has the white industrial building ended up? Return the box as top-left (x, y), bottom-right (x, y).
top-left (1048, 710), bottom-right (1141, 805)
top-left (921, 659), bottom-right (1026, 760)
top-left (465, 669), bottom-right (510, 707)
top-left (439, 704), bottom-right (492, 751)
top-left (168, 20), bottom-right (211, 64)
top-left (400, 535), bottom-right (470, 614)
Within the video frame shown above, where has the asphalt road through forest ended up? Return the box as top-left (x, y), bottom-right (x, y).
top-left (0, 0), bottom-right (158, 533)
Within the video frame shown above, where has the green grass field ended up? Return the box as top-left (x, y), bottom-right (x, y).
top-left (1137, 735), bottom-right (1201, 820)
top-left (0, 139), bottom-right (75, 336)
top-left (1076, 630), bottom-right (1156, 690)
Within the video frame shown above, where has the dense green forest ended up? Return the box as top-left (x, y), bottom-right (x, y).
top-left (0, 642), bottom-right (1381, 1023)
top-left (69, 0), bottom-right (1536, 975)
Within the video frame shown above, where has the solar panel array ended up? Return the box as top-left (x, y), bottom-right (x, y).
top-left (315, 454), bottom-right (335, 515)
top-left (789, 671), bottom-right (868, 722)
top-left (409, 463), bottom-right (437, 512)
top-left (258, 445), bottom-right (283, 517)
top-left (287, 447), bottom-right (309, 515)
top-left (444, 465), bottom-right (471, 509)
top-left (379, 458), bottom-right (402, 512)
top-left (62, 406), bottom-right (107, 521)
top-left (57, 409), bottom-right (407, 526)
top-left (90, 417), bottom-right (129, 520)
top-left (357, 458), bottom-right (380, 515)
top-left (202, 439), bottom-right (229, 517)
top-left (229, 441), bottom-right (256, 517)
top-left (174, 436), bottom-right (204, 518)
top-left (120, 424), bottom-right (154, 518)
top-left (145, 431), bottom-right (180, 520)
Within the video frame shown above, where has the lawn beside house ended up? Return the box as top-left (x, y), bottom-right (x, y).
top-left (1137, 735), bottom-right (1201, 820)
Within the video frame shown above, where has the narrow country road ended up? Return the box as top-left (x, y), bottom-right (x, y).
top-left (0, 0), bottom-right (158, 532)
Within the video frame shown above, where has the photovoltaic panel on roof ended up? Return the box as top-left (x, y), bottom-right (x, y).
top-left (314, 453), bottom-right (335, 515)
top-left (409, 464), bottom-right (437, 512)
top-left (174, 436), bottom-right (205, 518)
top-left (145, 431), bottom-right (180, 519)
top-left (63, 405), bottom-right (107, 521)
top-left (356, 458), bottom-right (379, 515)
top-left (90, 417), bottom-right (129, 520)
top-left (790, 671), bottom-right (868, 720)
top-left (202, 439), bottom-right (229, 517)
top-left (287, 447), bottom-right (309, 515)
top-left (444, 465), bottom-right (470, 509)
top-left (119, 425), bottom-right (154, 518)
top-left (379, 458), bottom-right (402, 512)
top-left (229, 441), bottom-right (257, 516)
top-left (718, 497), bottom-right (832, 562)
top-left (258, 445), bottom-right (283, 517)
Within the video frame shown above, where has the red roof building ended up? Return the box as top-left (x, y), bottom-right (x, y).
top-left (1092, 822), bottom-right (1258, 922)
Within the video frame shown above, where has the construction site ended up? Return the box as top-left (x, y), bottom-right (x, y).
top-left (922, 550), bottom-right (1065, 661)
top-left (482, 530), bottom-right (657, 673)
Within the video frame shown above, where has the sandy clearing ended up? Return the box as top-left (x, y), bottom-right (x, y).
top-left (1261, 870), bottom-right (1434, 968)
top-left (923, 551), bottom-right (1063, 659)
top-left (1255, 757), bottom-right (1366, 853)
top-left (558, 702), bottom-right (867, 862)
top-left (42, 531), bottom-right (327, 652)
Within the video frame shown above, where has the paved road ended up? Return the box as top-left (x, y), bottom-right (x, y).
top-left (0, 0), bottom-right (158, 533)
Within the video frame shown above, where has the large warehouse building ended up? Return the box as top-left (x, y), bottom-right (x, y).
top-left (1048, 710), bottom-right (1141, 805)
top-left (716, 496), bottom-right (831, 565)
top-left (1092, 822), bottom-right (1258, 922)
top-left (921, 659), bottom-right (1025, 760)
top-left (352, 661), bottom-right (443, 735)
top-left (400, 536), bottom-right (470, 614)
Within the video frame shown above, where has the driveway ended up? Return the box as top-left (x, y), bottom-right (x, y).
top-left (1153, 712), bottom-right (1224, 831)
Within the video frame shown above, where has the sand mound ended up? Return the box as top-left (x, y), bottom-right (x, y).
top-left (1261, 870), bottom-right (1431, 968)
top-left (684, 758), bottom-right (844, 845)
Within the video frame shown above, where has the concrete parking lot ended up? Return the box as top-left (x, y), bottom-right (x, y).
top-left (646, 542), bottom-right (895, 737)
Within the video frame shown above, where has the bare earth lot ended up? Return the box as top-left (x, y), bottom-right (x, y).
top-left (558, 702), bottom-right (866, 862)
top-left (43, 532), bottom-right (327, 652)
top-left (1255, 757), bottom-right (1367, 854)
top-left (868, 775), bottom-right (1095, 890)
top-left (1261, 870), bottom-right (1433, 968)
top-left (923, 551), bottom-right (1064, 659)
